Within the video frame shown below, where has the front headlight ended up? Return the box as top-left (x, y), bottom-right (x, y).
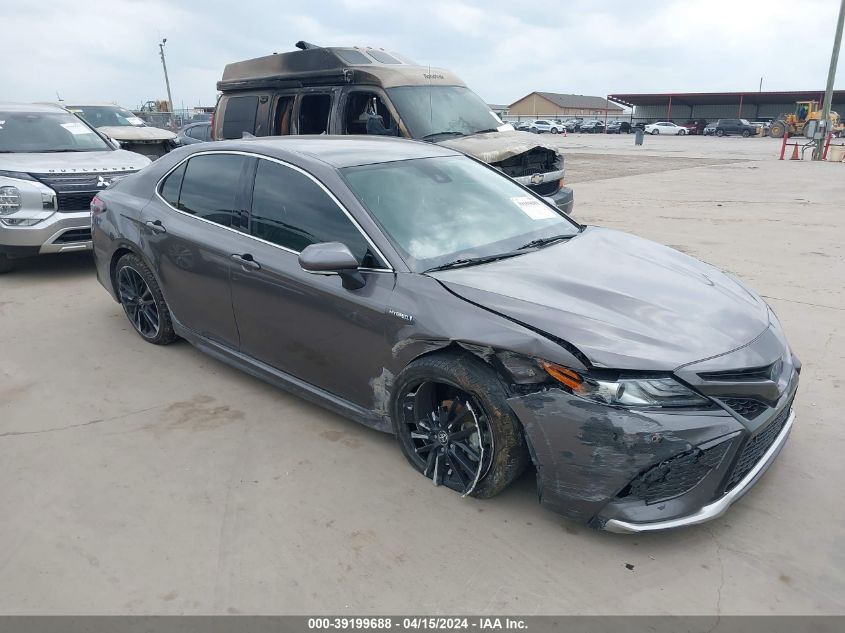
top-left (0, 186), bottom-right (22, 215)
top-left (541, 361), bottom-right (709, 408)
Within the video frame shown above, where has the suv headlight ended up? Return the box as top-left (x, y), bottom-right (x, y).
top-left (0, 186), bottom-right (22, 215)
top-left (541, 361), bottom-right (709, 408)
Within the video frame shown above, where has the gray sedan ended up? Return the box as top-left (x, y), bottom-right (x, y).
top-left (92, 137), bottom-right (799, 532)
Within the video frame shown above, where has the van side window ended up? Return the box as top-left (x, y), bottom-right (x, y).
top-left (344, 92), bottom-right (398, 136)
top-left (221, 95), bottom-right (259, 139)
top-left (299, 94), bottom-right (331, 134)
top-left (273, 97), bottom-right (294, 135)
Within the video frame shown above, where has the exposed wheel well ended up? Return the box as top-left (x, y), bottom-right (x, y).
top-left (109, 247), bottom-right (135, 297)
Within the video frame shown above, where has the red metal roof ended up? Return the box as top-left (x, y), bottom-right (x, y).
top-left (607, 90), bottom-right (845, 108)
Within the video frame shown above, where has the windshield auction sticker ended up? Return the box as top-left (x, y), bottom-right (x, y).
top-left (61, 122), bottom-right (93, 135)
top-left (511, 196), bottom-right (557, 220)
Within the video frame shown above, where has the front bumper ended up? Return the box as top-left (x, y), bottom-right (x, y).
top-left (548, 186), bottom-right (574, 215)
top-left (0, 211), bottom-right (92, 257)
top-left (507, 373), bottom-right (797, 531)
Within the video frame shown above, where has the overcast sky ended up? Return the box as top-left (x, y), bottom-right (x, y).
top-left (1, 0), bottom-right (843, 110)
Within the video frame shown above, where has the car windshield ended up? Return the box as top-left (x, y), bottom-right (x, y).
top-left (385, 85), bottom-right (505, 139)
top-left (341, 156), bottom-right (580, 272)
top-left (67, 105), bottom-right (146, 128)
top-left (740, 119), bottom-right (752, 125)
top-left (0, 110), bottom-right (111, 153)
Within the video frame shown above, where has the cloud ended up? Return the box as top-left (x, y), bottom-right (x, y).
top-left (0, 0), bottom-right (841, 109)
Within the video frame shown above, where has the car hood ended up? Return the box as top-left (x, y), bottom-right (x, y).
top-left (436, 130), bottom-right (561, 163)
top-left (97, 126), bottom-right (176, 141)
top-left (0, 149), bottom-right (151, 173)
top-left (429, 227), bottom-right (770, 371)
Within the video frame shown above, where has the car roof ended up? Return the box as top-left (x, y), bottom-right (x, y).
top-left (0, 102), bottom-right (68, 113)
top-left (202, 136), bottom-right (460, 168)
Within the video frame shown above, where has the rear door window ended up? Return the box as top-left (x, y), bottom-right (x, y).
top-left (174, 153), bottom-right (249, 227)
top-left (221, 95), bottom-right (259, 139)
top-left (248, 158), bottom-right (379, 267)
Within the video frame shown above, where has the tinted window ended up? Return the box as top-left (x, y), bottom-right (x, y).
top-left (250, 159), bottom-right (377, 266)
top-left (335, 49), bottom-right (372, 65)
top-left (222, 95), bottom-right (259, 139)
top-left (367, 50), bottom-right (401, 64)
top-left (177, 154), bottom-right (247, 226)
top-left (159, 162), bottom-right (186, 206)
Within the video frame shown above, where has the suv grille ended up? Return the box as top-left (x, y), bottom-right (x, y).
top-left (721, 397), bottom-right (768, 420)
top-left (57, 192), bottom-right (98, 212)
top-left (724, 397), bottom-right (793, 490)
top-left (529, 180), bottom-right (562, 196)
top-left (29, 171), bottom-right (136, 213)
top-left (620, 441), bottom-right (731, 504)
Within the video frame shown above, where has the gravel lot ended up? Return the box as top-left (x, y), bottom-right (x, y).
top-left (1, 135), bottom-right (843, 615)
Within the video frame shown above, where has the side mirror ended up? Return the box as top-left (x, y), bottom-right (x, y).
top-left (298, 242), bottom-right (366, 290)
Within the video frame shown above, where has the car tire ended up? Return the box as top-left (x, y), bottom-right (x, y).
top-left (0, 253), bottom-right (13, 275)
top-left (742, 130), bottom-right (751, 137)
top-left (678, 129), bottom-right (686, 135)
top-left (392, 351), bottom-right (530, 499)
top-left (551, 128), bottom-right (559, 134)
top-left (716, 129), bottom-right (725, 137)
top-left (651, 129), bottom-right (659, 135)
top-left (115, 252), bottom-right (177, 345)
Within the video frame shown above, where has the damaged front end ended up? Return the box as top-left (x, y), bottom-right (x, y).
top-left (438, 131), bottom-right (573, 214)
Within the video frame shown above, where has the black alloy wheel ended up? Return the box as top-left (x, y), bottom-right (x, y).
top-left (399, 380), bottom-right (494, 496)
top-left (118, 265), bottom-right (160, 339)
top-left (114, 253), bottom-right (177, 345)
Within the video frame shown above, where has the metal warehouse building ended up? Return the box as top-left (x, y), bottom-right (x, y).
top-left (607, 90), bottom-right (845, 124)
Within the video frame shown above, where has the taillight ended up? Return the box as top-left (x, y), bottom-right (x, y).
top-left (91, 195), bottom-right (106, 216)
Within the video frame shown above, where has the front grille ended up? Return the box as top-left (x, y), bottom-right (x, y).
top-left (620, 441), bottom-right (731, 504)
top-left (699, 362), bottom-right (779, 382)
top-left (53, 228), bottom-right (92, 244)
top-left (528, 180), bottom-right (561, 196)
top-left (724, 397), bottom-right (793, 490)
top-left (57, 191), bottom-right (98, 212)
top-left (721, 397), bottom-right (768, 420)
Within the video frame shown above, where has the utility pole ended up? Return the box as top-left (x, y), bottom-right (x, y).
top-left (158, 38), bottom-right (175, 129)
top-left (816, 0), bottom-right (845, 160)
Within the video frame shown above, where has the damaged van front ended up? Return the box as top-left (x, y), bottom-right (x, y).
top-left (214, 42), bottom-right (573, 213)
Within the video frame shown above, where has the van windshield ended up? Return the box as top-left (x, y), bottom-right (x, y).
top-left (386, 86), bottom-right (505, 140)
top-left (0, 111), bottom-right (111, 153)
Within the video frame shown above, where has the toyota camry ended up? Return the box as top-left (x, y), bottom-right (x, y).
top-left (92, 136), bottom-right (799, 532)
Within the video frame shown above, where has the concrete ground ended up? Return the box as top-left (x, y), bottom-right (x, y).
top-left (1, 135), bottom-right (843, 615)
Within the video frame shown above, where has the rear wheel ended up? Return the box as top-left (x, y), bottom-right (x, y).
top-left (716, 128), bottom-right (725, 137)
top-left (0, 253), bottom-right (13, 275)
top-left (115, 253), bottom-right (177, 345)
top-left (392, 352), bottom-right (529, 499)
top-left (651, 129), bottom-right (660, 135)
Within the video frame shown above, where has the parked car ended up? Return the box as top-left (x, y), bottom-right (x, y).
top-left (750, 121), bottom-right (771, 136)
top-left (512, 121), bottom-right (532, 132)
top-left (645, 121), bottom-right (688, 135)
top-left (214, 41), bottom-right (573, 214)
top-left (177, 122), bottom-right (213, 145)
top-left (529, 119), bottom-right (565, 134)
top-left (564, 119), bottom-right (584, 132)
top-left (0, 102), bottom-right (150, 273)
top-left (606, 120), bottom-right (632, 134)
top-left (93, 136), bottom-right (799, 532)
top-left (703, 121), bottom-right (718, 136)
top-left (579, 120), bottom-right (605, 134)
top-left (66, 104), bottom-right (179, 159)
top-left (681, 119), bottom-right (708, 135)
top-left (713, 119), bottom-right (758, 137)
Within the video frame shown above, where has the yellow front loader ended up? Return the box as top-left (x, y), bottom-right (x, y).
top-left (769, 100), bottom-right (844, 138)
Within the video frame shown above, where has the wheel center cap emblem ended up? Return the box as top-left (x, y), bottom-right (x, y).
top-left (436, 430), bottom-right (449, 445)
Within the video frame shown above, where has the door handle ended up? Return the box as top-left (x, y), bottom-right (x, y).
top-left (144, 220), bottom-right (166, 234)
top-left (231, 253), bottom-right (261, 271)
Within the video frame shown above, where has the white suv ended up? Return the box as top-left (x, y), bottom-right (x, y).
top-left (0, 103), bottom-right (150, 273)
top-left (529, 119), bottom-right (565, 134)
